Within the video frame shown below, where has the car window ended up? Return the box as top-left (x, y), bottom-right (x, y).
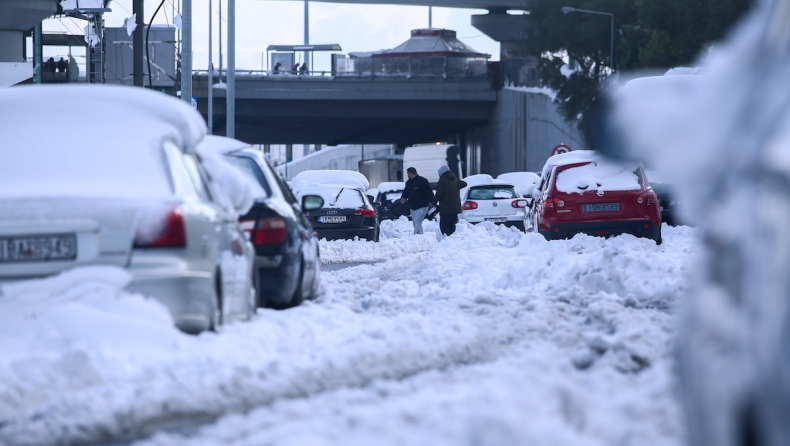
top-left (468, 186), bottom-right (517, 200)
top-left (224, 155), bottom-right (273, 196)
top-left (555, 162), bottom-right (642, 194)
top-left (162, 141), bottom-right (199, 199)
top-left (183, 154), bottom-right (213, 202)
top-left (261, 159), bottom-right (299, 205)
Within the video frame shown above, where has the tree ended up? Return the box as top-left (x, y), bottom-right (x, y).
top-left (525, 0), bottom-right (753, 125)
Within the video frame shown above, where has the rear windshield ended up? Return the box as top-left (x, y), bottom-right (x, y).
top-left (224, 155), bottom-right (273, 197)
top-left (468, 186), bottom-right (517, 200)
top-left (315, 188), bottom-right (365, 209)
top-left (385, 192), bottom-right (402, 202)
top-left (555, 162), bottom-right (642, 194)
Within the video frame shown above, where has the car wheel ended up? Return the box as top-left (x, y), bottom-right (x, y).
top-left (289, 261), bottom-right (306, 307)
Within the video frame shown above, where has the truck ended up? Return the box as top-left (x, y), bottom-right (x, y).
top-left (402, 144), bottom-right (464, 185)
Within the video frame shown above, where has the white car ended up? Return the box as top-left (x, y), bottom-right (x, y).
top-left (460, 176), bottom-right (529, 231)
top-left (0, 85), bottom-right (258, 333)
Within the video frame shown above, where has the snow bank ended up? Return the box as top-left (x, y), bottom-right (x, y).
top-left (0, 208), bottom-right (699, 446)
top-left (132, 220), bottom-right (697, 446)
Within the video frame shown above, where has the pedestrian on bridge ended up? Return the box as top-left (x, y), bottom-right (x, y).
top-left (400, 167), bottom-right (433, 235)
top-left (433, 165), bottom-right (467, 237)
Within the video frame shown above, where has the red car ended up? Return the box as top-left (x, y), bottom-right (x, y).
top-left (530, 151), bottom-right (662, 244)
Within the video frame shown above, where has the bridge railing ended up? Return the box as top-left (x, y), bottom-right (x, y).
top-left (193, 55), bottom-right (490, 81)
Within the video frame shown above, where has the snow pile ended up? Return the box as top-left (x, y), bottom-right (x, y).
top-left (376, 182), bottom-right (405, 193)
top-left (318, 218), bottom-right (441, 264)
top-left (0, 216), bottom-right (699, 446)
top-left (133, 220), bottom-right (697, 446)
top-left (497, 172), bottom-right (540, 189)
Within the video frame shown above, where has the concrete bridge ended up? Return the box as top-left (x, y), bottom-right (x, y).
top-left (193, 74), bottom-right (497, 146)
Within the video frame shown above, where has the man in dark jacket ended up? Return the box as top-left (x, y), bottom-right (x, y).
top-left (400, 167), bottom-right (434, 234)
top-left (432, 165), bottom-right (467, 236)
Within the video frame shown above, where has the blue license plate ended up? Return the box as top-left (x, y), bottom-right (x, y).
top-left (583, 203), bottom-right (620, 212)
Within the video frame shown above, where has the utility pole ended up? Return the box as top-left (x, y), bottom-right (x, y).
top-left (181, 0), bottom-right (192, 104)
top-left (227, 0), bottom-right (235, 138)
top-left (303, 1), bottom-right (309, 67)
top-left (208, 0), bottom-right (214, 134)
top-left (429, 6), bottom-right (432, 28)
top-left (218, 0), bottom-right (223, 79)
top-left (33, 23), bottom-right (42, 84)
top-left (133, 0), bottom-right (143, 86)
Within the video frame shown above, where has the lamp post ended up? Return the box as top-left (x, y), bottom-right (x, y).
top-left (561, 6), bottom-right (614, 73)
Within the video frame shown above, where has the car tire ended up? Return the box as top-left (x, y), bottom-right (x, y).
top-left (289, 261), bottom-right (306, 307)
top-left (654, 228), bottom-right (663, 246)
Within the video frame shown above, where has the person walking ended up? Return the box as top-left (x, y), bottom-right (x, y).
top-left (400, 167), bottom-right (433, 235)
top-left (432, 165), bottom-right (467, 237)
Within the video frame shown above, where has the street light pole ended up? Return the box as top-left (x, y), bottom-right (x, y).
top-left (561, 7), bottom-right (615, 72)
top-left (181, 0), bottom-right (192, 104)
top-left (227, 0), bottom-right (235, 138)
top-left (208, 0), bottom-right (213, 134)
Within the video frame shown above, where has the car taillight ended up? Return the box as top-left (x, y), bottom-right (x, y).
top-left (544, 195), bottom-right (554, 209)
top-left (462, 201), bottom-right (478, 210)
top-left (134, 208), bottom-right (186, 248)
top-left (637, 192), bottom-right (656, 205)
top-left (354, 208), bottom-right (376, 218)
top-left (511, 199), bottom-right (526, 209)
top-left (241, 217), bottom-right (287, 246)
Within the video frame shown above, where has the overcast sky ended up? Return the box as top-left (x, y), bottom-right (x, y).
top-left (41, 0), bottom-right (500, 72)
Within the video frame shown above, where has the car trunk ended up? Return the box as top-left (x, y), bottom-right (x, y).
top-left (309, 208), bottom-right (369, 229)
top-left (553, 189), bottom-right (648, 222)
top-left (0, 198), bottom-right (169, 280)
top-left (466, 198), bottom-right (520, 218)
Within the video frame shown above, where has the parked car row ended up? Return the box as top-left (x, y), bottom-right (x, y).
top-left (0, 85), bottom-right (325, 334)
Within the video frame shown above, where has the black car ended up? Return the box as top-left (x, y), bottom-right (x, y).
top-left (368, 185), bottom-right (408, 221)
top-left (300, 185), bottom-right (381, 242)
top-left (649, 182), bottom-right (679, 226)
top-left (223, 149), bottom-right (324, 309)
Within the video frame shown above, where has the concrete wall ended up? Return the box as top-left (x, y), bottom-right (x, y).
top-left (277, 144), bottom-right (395, 180)
top-left (477, 87), bottom-right (587, 176)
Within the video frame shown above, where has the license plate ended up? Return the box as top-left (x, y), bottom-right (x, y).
top-left (0, 234), bottom-right (77, 263)
top-left (485, 218), bottom-right (507, 223)
top-left (319, 216), bottom-right (347, 224)
top-left (583, 203), bottom-right (620, 212)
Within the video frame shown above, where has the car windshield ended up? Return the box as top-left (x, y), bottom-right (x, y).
top-left (468, 186), bottom-right (517, 200)
top-left (384, 192), bottom-right (402, 202)
top-left (555, 162), bottom-right (642, 194)
top-left (299, 188), bottom-right (366, 209)
top-left (224, 155), bottom-right (272, 197)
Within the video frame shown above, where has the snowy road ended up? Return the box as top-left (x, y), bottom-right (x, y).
top-left (0, 219), bottom-right (697, 446)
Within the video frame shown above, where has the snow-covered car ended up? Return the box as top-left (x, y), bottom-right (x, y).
top-left (369, 181), bottom-right (407, 220)
top-left (0, 85), bottom-right (258, 334)
top-left (460, 175), bottom-right (529, 231)
top-left (203, 136), bottom-right (325, 309)
top-left (291, 170), bottom-right (381, 241)
top-left (296, 185), bottom-right (380, 242)
top-left (531, 151), bottom-right (661, 244)
top-left (497, 172), bottom-right (541, 206)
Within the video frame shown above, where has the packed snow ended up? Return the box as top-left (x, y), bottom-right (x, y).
top-left (555, 162), bottom-right (642, 194)
top-left (0, 217), bottom-right (698, 446)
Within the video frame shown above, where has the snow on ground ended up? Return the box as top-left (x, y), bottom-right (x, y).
top-left (0, 219), bottom-right (697, 446)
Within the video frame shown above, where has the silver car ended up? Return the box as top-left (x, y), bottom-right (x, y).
top-left (0, 85), bottom-right (256, 333)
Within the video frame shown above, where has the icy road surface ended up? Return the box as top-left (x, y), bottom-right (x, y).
top-left (0, 218), bottom-right (697, 446)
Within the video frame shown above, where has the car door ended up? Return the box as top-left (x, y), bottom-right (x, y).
top-left (262, 158), bottom-right (319, 293)
top-left (184, 153), bottom-right (254, 323)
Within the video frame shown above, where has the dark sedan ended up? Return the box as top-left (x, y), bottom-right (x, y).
top-left (299, 185), bottom-right (381, 242)
top-left (223, 149), bottom-right (324, 309)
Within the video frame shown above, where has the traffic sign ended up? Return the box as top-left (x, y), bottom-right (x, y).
top-left (552, 144), bottom-right (572, 156)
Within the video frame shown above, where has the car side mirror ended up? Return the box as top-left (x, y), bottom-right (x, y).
top-left (367, 195), bottom-right (376, 203)
top-left (302, 195), bottom-right (324, 212)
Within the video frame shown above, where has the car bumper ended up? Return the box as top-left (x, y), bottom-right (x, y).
top-left (315, 227), bottom-right (377, 241)
top-left (256, 253), bottom-right (300, 305)
top-left (539, 220), bottom-right (660, 241)
top-left (126, 253), bottom-right (215, 334)
top-left (462, 214), bottom-right (525, 224)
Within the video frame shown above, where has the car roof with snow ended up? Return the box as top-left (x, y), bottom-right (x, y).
top-left (2, 85), bottom-right (206, 154)
top-left (461, 174), bottom-right (514, 199)
top-left (376, 182), bottom-right (405, 193)
top-left (496, 172), bottom-right (540, 187)
top-left (291, 170), bottom-right (370, 191)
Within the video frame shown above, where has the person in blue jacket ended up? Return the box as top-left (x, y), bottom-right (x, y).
top-left (400, 167), bottom-right (434, 234)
